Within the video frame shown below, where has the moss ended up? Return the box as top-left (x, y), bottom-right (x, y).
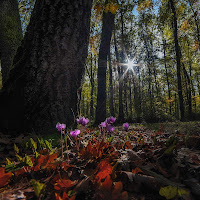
top-left (0, 12), bottom-right (22, 47)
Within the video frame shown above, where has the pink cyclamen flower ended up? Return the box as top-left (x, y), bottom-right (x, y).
top-left (70, 129), bottom-right (80, 137)
top-left (106, 116), bottom-right (116, 124)
top-left (123, 123), bottom-right (129, 131)
top-left (56, 123), bottom-right (66, 132)
top-left (77, 116), bottom-right (89, 126)
top-left (107, 126), bottom-right (115, 133)
top-left (100, 121), bottom-right (107, 128)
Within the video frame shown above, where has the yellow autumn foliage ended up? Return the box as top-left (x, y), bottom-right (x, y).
top-left (137, 0), bottom-right (152, 12)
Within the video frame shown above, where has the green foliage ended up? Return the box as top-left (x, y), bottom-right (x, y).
top-left (14, 144), bottom-right (19, 154)
top-left (159, 186), bottom-right (188, 199)
top-left (31, 179), bottom-right (46, 198)
top-left (30, 138), bottom-right (37, 152)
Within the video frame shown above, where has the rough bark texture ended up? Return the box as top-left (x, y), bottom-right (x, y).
top-left (0, 0), bottom-right (22, 85)
top-left (170, 0), bottom-right (185, 121)
top-left (0, 0), bottom-right (93, 133)
top-left (95, 3), bottom-right (115, 124)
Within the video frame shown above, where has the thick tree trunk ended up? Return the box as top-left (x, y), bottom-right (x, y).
top-left (0, 0), bottom-right (93, 133)
top-left (169, 0), bottom-right (185, 121)
top-left (95, 1), bottom-right (115, 124)
top-left (0, 0), bottom-right (22, 85)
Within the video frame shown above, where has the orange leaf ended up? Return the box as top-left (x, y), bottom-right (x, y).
top-left (69, 195), bottom-right (76, 200)
top-left (0, 167), bottom-right (12, 188)
top-left (125, 141), bottom-right (133, 149)
top-left (112, 182), bottom-right (123, 200)
top-left (101, 175), bottom-right (112, 191)
top-left (54, 179), bottom-right (77, 191)
top-left (132, 167), bottom-right (143, 174)
top-left (14, 166), bottom-right (30, 176)
top-left (121, 191), bottom-right (128, 200)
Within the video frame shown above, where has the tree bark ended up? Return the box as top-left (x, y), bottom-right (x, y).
top-left (95, 1), bottom-right (115, 124)
top-left (114, 27), bottom-right (124, 122)
top-left (0, 0), bottom-right (93, 133)
top-left (108, 50), bottom-right (114, 116)
top-left (0, 0), bottom-right (22, 85)
top-left (169, 0), bottom-right (185, 121)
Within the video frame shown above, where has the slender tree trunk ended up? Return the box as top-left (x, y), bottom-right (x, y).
top-left (142, 31), bottom-right (153, 116)
top-left (0, 0), bottom-right (22, 85)
top-left (182, 63), bottom-right (192, 118)
top-left (124, 77), bottom-right (128, 119)
top-left (129, 74), bottom-right (133, 119)
top-left (114, 27), bottom-right (124, 122)
top-left (95, 0), bottom-right (115, 124)
top-left (0, 0), bottom-right (93, 133)
top-left (169, 0), bottom-right (185, 120)
top-left (108, 50), bottom-right (114, 116)
top-left (163, 39), bottom-right (172, 114)
top-left (89, 53), bottom-right (94, 120)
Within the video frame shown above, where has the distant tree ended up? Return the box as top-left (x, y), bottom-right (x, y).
top-left (169, 0), bottom-right (185, 120)
top-left (95, 0), bottom-right (115, 124)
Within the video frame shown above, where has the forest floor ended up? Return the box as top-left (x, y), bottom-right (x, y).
top-left (0, 121), bottom-right (200, 200)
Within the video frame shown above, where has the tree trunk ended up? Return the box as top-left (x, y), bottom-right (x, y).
top-left (0, 0), bottom-right (93, 133)
top-left (114, 27), bottom-right (124, 122)
top-left (0, 0), bottom-right (22, 85)
top-left (95, 1), bottom-right (115, 124)
top-left (169, 0), bottom-right (185, 121)
top-left (163, 39), bottom-right (172, 114)
top-left (108, 50), bottom-right (114, 116)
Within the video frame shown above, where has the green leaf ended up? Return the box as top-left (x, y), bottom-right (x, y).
top-left (14, 144), bottom-right (19, 154)
top-left (108, 136), bottom-right (114, 143)
top-left (6, 158), bottom-right (13, 165)
top-left (25, 155), bottom-right (33, 167)
top-left (164, 144), bottom-right (176, 155)
top-left (30, 138), bottom-right (37, 151)
top-left (35, 151), bottom-right (39, 159)
top-left (31, 179), bottom-right (46, 197)
top-left (5, 164), bottom-right (15, 173)
top-left (178, 188), bottom-right (188, 196)
top-left (45, 140), bottom-right (52, 150)
top-left (159, 185), bottom-right (177, 199)
top-left (16, 154), bottom-right (23, 162)
top-left (25, 141), bottom-right (29, 149)
top-left (37, 137), bottom-right (46, 149)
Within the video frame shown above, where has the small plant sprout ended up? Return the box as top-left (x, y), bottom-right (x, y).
top-left (56, 122), bottom-right (66, 161)
top-left (123, 123), bottom-right (129, 132)
top-left (70, 129), bottom-right (81, 151)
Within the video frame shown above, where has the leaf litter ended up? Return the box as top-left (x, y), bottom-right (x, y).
top-left (0, 124), bottom-right (200, 200)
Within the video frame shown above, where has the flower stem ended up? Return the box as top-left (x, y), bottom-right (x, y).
top-left (61, 131), bottom-right (63, 160)
top-left (64, 135), bottom-right (70, 163)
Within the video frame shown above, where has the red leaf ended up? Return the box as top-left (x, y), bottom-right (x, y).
top-left (101, 175), bottom-right (112, 191)
top-left (54, 179), bottom-right (77, 191)
top-left (125, 141), bottom-right (133, 149)
top-left (0, 167), bottom-right (12, 188)
top-left (34, 153), bottom-right (58, 171)
top-left (95, 160), bottom-right (113, 192)
top-left (14, 166), bottom-right (30, 176)
top-left (112, 182), bottom-right (123, 199)
top-left (132, 167), bottom-right (143, 174)
top-left (121, 191), bottom-right (128, 200)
